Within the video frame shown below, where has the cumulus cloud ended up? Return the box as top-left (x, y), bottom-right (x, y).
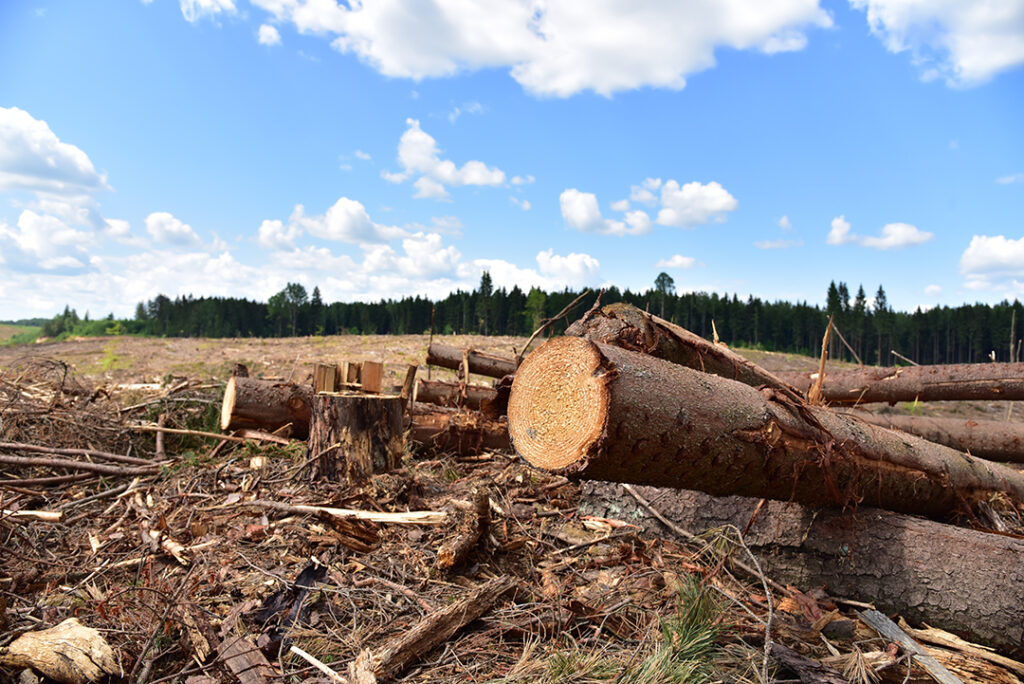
top-left (384, 119), bottom-right (506, 200)
top-left (655, 180), bottom-right (738, 228)
top-left (960, 235), bottom-right (1024, 291)
top-left (656, 254), bottom-right (696, 269)
top-left (258, 24), bottom-right (281, 45)
top-left (250, 0), bottom-right (830, 97)
top-left (0, 106), bottom-right (108, 195)
top-left (827, 215), bottom-right (932, 249)
top-left (145, 212), bottom-right (201, 245)
top-left (510, 175), bottom-right (534, 186)
top-left (471, 249), bottom-right (602, 292)
top-left (448, 101), bottom-right (484, 124)
top-left (257, 218), bottom-right (300, 249)
top-left (0, 210), bottom-right (92, 260)
top-left (510, 196), bottom-right (531, 211)
top-left (850, 0), bottom-right (1024, 86)
top-left (560, 189), bottom-right (651, 237)
top-left (778, 215), bottom-right (793, 231)
top-left (860, 222), bottom-right (933, 249)
top-left (826, 215), bottom-right (856, 245)
top-left (997, 173), bottom-right (1024, 185)
top-left (354, 149), bottom-right (371, 161)
top-left (924, 284), bottom-right (941, 296)
top-left (281, 198), bottom-right (407, 244)
top-left (180, 0), bottom-right (235, 23)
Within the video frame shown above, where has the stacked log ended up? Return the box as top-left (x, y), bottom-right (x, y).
top-left (839, 411), bottom-right (1024, 463)
top-left (775, 363), bottom-right (1024, 405)
top-left (507, 336), bottom-right (1024, 519)
top-left (425, 343), bottom-right (516, 379)
top-left (221, 376), bottom-right (313, 440)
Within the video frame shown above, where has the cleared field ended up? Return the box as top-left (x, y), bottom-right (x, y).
top-left (0, 323), bottom-right (37, 342)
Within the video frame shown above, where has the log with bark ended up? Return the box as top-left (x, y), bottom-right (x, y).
top-left (407, 403), bottom-right (509, 454)
top-left (308, 393), bottom-right (404, 483)
top-left (415, 379), bottom-right (498, 411)
top-left (425, 342), bottom-right (517, 379)
top-left (566, 302), bottom-right (804, 401)
top-left (840, 411), bottom-right (1024, 463)
top-left (220, 376), bottom-right (313, 440)
top-left (508, 336), bottom-right (1024, 519)
top-left (580, 481), bottom-right (1024, 658)
top-left (776, 363), bottom-right (1024, 405)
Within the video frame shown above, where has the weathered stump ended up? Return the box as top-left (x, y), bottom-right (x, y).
top-left (308, 393), bottom-right (404, 483)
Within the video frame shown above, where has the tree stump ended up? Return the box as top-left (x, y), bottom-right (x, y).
top-left (308, 393), bottom-right (404, 483)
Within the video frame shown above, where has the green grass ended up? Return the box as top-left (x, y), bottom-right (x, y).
top-left (0, 324), bottom-right (41, 346)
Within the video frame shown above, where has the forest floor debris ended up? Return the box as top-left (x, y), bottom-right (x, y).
top-left (2, 345), bottom-right (1023, 683)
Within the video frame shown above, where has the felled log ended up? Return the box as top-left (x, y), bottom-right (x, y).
top-left (776, 363), bottom-right (1024, 405)
top-left (415, 379), bottom-right (498, 411)
top-left (426, 342), bottom-right (516, 379)
top-left (508, 337), bottom-right (1024, 519)
top-left (308, 394), bottom-right (403, 483)
top-left (580, 481), bottom-right (1024, 657)
top-left (841, 411), bottom-right (1024, 463)
top-left (566, 302), bottom-right (803, 401)
top-left (408, 403), bottom-right (509, 454)
top-left (220, 376), bottom-right (313, 440)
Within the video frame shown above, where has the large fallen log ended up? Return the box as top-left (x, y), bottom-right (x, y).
top-left (566, 302), bottom-right (804, 401)
top-left (841, 411), bottom-right (1024, 463)
top-left (776, 363), bottom-right (1024, 405)
top-left (408, 403), bottom-right (509, 453)
top-left (581, 481), bottom-right (1024, 658)
top-left (221, 376), bottom-right (313, 439)
top-left (425, 342), bottom-right (517, 379)
top-left (508, 336), bottom-right (1024, 518)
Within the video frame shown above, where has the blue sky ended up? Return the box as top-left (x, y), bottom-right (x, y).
top-left (1, 0), bottom-right (1022, 319)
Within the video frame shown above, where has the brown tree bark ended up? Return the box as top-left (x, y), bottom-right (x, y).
top-left (426, 342), bottom-right (517, 379)
top-left (775, 363), bottom-right (1024, 405)
top-left (839, 411), bottom-right (1024, 463)
top-left (566, 302), bottom-right (804, 401)
top-left (308, 394), bottom-right (404, 483)
top-left (415, 379), bottom-right (498, 411)
top-left (408, 403), bottom-right (509, 454)
top-left (220, 376), bottom-right (312, 439)
top-left (508, 337), bottom-right (1024, 519)
top-left (581, 481), bottom-right (1024, 658)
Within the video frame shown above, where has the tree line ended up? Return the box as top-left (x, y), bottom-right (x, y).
top-left (34, 272), bottom-right (1024, 365)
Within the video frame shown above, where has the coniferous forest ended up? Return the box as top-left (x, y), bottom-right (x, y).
top-left (31, 273), bottom-right (1024, 365)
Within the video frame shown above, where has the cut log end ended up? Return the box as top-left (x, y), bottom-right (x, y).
top-left (508, 336), bottom-right (610, 471)
top-left (221, 375), bottom-right (237, 431)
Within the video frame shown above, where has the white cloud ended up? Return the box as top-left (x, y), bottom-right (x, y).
top-left (448, 101), bottom-right (484, 124)
top-left (560, 188), bottom-right (650, 237)
top-left (385, 119), bottom-right (506, 200)
top-left (251, 0), bottom-right (831, 97)
top-left (0, 209), bottom-right (92, 259)
top-left (354, 149), bottom-right (371, 160)
top-left (778, 215), bottom-right (793, 231)
top-left (258, 24), bottom-right (282, 45)
top-left (103, 219), bottom-right (132, 240)
top-left (180, 0), bottom-right (235, 23)
top-left (510, 175), bottom-right (535, 186)
top-left (257, 218), bottom-right (300, 249)
top-left (860, 222), bottom-right (933, 249)
top-left (0, 106), bottom-right (108, 195)
top-left (754, 238), bottom-right (803, 249)
top-left (536, 249), bottom-right (601, 287)
top-left (828, 216), bottom-right (932, 249)
top-left (826, 215), bottom-right (856, 245)
top-left (260, 198), bottom-right (407, 247)
top-left (850, 0), bottom-right (1024, 86)
top-left (655, 180), bottom-right (738, 228)
top-left (997, 173), bottom-right (1024, 185)
top-left (924, 284), bottom-right (941, 296)
top-left (656, 254), bottom-right (696, 269)
top-left (145, 212), bottom-right (201, 245)
top-left (960, 235), bottom-right (1024, 283)
top-left (610, 199), bottom-right (631, 212)
top-left (630, 178), bottom-right (661, 206)
top-left (510, 196), bottom-right (531, 211)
